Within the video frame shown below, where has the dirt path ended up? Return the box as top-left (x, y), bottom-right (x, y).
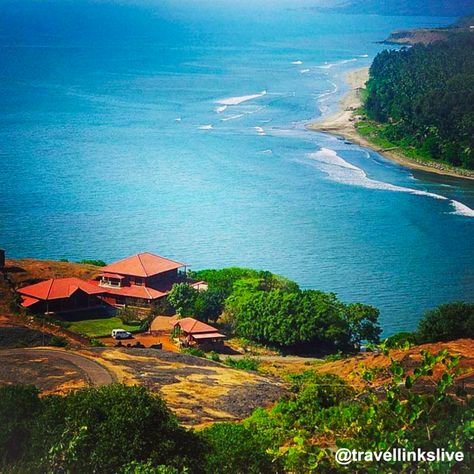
top-left (3, 348), bottom-right (116, 386)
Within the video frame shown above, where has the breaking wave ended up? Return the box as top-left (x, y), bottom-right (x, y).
top-left (216, 90), bottom-right (267, 106)
top-left (309, 148), bottom-right (474, 217)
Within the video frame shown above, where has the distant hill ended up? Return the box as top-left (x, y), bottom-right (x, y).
top-left (382, 13), bottom-right (474, 45)
top-left (316, 0), bottom-right (474, 17)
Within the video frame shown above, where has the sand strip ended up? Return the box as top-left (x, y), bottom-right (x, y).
top-left (307, 67), bottom-right (474, 181)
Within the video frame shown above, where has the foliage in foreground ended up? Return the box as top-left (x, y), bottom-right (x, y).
top-left (0, 384), bottom-right (205, 474)
top-left (244, 350), bottom-right (473, 473)
top-left (0, 346), bottom-right (472, 473)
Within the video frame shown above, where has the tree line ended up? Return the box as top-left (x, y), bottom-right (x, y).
top-left (168, 267), bottom-right (381, 354)
top-left (365, 33), bottom-right (474, 169)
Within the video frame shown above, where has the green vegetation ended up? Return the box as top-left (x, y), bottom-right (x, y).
top-left (417, 302), bottom-right (474, 343)
top-left (364, 34), bottom-right (474, 169)
top-left (172, 268), bottom-right (381, 355)
top-left (47, 335), bottom-right (69, 348)
top-left (78, 259), bottom-right (107, 266)
top-left (243, 350), bottom-right (473, 472)
top-left (0, 384), bottom-right (204, 473)
top-left (224, 356), bottom-right (261, 372)
top-left (181, 347), bottom-right (206, 358)
top-left (1, 343), bottom-right (473, 473)
top-left (67, 316), bottom-right (141, 337)
top-left (380, 302), bottom-right (474, 348)
top-left (202, 423), bottom-right (275, 474)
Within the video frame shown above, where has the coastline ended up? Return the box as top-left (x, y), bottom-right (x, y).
top-left (307, 67), bottom-right (474, 181)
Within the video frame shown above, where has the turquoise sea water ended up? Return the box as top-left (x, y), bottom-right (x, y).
top-left (1, 1), bottom-right (473, 335)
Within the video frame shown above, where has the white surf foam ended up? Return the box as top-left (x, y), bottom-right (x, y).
top-left (254, 126), bottom-right (266, 136)
top-left (300, 68), bottom-right (310, 74)
top-left (292, 60), bottom-right (303, 65)
top-left (214, 105), bottom-right (228, 113)
top-left (309, 148), bottom-right (474, 217)
top-left (358, 54), bottom-right (369, 58)
top-left (259, 149), bottom-right (273, 155)
top-left (174, 117), bottom-right (182, 122)
top-left (216, 90), bottom-right (267, 106)
top-left (318, 58), bottom-right (358, 69)
top-left (450, 200), bottom-right (474, 217)
top-left (221, 114), bottom-right (244, 122)
top-left (198, 124), bottom-right (213, 130)
top-left (318, 82), bottom-right (339, 103)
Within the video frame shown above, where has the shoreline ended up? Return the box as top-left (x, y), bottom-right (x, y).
top-left (306, 67), bottom-right (474, 181)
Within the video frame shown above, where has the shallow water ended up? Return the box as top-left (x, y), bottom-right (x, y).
top-left (1, 1), bottom-right (473, 335)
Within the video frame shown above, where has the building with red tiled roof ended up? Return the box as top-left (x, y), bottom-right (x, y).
top-left (18, 278), bottom-right (107, 314)
top-left (92, 252), bottom-right (189, 308)
top-left (173, 317), bottom-right (226, 346)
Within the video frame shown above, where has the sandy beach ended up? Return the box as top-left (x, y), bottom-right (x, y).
top-left (307, 67), bottom-right (474, 181)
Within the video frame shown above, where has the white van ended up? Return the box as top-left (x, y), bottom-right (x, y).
top-left (111, 328), bottom-right (132, 339)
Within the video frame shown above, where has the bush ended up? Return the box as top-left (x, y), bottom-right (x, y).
top-left (202, 423), bottom-right (276, 474)
top-left (78, 259), bottom-right (107, 267)
top-left (181, 347), bottom-right (206, 358)
top-left (208, 351), bottom-right (221, 362)
top-left (32, 384), bottom-right (205, 473)
top-left (118, 306), bottom-right (140, 325)
top-left (48, 335), bottom-right (69, 348)
top-left (384, 331), bottom-right (418, 349)
top-left (0, 385), bottom-right (41, 464)
top-left (89, 338), bottom-right (105, 347)
top-left (417, 302), bottom-right (474, 343)
top-left (224, 356), bottom-right (260, 372)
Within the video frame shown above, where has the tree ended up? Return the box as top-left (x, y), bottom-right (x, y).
top-left (194, 288), bottom-right (225, 323)
top-left (32, 384), bottom-right (205, 473)
top-left (344, 303), bottom-right (382, 346)
top-left (417, 302), bottom-right (474, 343)
top-left (167, 283), bottom-right (199, 316)
top-left (202, 423), bottom-right (276, 474)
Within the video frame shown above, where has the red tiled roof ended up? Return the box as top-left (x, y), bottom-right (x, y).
top-left (20, 296), bottom-right (40, 308)
top-left (192, 332), bottom-right (226, 340)
top-left (101, 252), bottom-right (185, 278)
top-left (100, 272), bottom-right (125, 279)
top-left (98, 284), bottom-right (166, 300)
top-left (173, 317), bottom-right (219, 334)
top-left (18, 278), bottom-right (104, 301)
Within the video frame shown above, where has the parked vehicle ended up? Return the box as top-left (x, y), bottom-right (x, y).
top-left (111, 328), bottom-right (132, 339)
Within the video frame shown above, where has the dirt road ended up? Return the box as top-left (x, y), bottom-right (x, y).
top-left (1, 348), bottom-right (116, 388)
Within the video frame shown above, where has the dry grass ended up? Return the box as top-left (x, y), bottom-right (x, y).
top-left (5, 258), bottom-right (100, 286)
top-left (98, 348), bottom-right (287, 426)
top-left (311, 339), bottom-right (474, 392)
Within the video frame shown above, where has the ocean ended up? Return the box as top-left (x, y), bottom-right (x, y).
top-left (1, 1), bottom-right (473, 335)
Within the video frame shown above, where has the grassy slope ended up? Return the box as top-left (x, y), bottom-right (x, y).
top-left (68, 317), bottom-right (141, 338)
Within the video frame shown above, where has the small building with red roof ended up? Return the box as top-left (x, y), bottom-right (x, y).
top-left (172, 317), bottom-right (226, 347)
top-left (18, 277), bottom-right (107, 314)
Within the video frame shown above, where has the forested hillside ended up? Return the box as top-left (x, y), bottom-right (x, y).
top-left (365, 34), bottom-right (474, 169)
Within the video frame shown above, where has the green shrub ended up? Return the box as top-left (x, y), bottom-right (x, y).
top-left (224, 356), bottom-right (260, 372)
top-left (0, 385), bottom-right (41, 464)
top-left (208, 351), bottom-right (221, 362)
top-left (384, 331), bottom-right (418, 348)
top-left (48, 335), bottom-right (69, 348)
top-left (32, 384), bottom-right (205, 473)
top-left (78, 259), bottom-right (107, 267)
top-left (118, 306), bottom-right (140, 325)
top-left (417, 302), bottom-right (474, 343)
top-left (89, 338), bottom-right (105, 347)
top-left (181, 347), bottom-right (206, 358)
top-left (202, 423), bottom-right (276, 474)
